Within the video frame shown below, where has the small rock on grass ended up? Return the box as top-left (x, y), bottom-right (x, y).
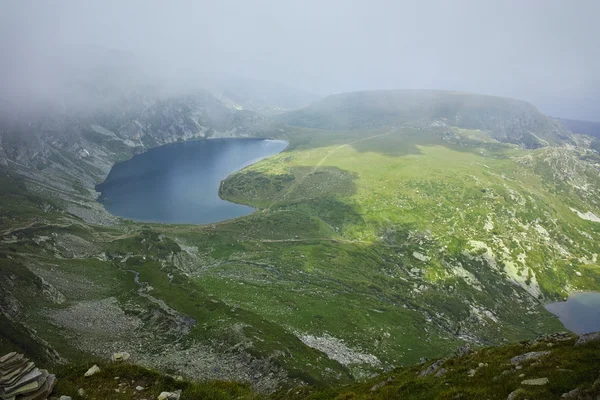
top-left (111, 352), bottom-right (131, 362)
top-left (507, 389), bottom-right (524, 400)
top-left (84, 365), bottom-right (100, 377)
top-left (521, 377), bottom-right (549, 385)
top-left (454, 343), bottom-right (472, 357)
top-left (419, 359), bottom-right (445, 377)
top-left (510, 351), bottom-right (551, 365)
top-left (158, 390), bottom-right (182, 400)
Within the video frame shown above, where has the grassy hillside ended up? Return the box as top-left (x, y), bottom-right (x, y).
top-left (278, 90), bottom-right (572, 148)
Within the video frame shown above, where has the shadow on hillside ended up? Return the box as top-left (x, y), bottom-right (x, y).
top-left (222, 165), bottom-right (364, 236)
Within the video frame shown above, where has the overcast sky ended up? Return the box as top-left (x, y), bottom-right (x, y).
top-left (2, 0), bottom-right (599, 120)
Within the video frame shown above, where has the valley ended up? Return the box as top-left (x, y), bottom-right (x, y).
top-left (1, 89), bottom-right (600, 398)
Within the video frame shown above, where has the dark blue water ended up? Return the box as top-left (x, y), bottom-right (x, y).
top-left (546, 292), bottom-right (600, 334)
top-left (96, 138), bottom-right (287, 224)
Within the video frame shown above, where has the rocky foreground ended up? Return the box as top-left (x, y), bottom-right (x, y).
top-left (1, 331), bottom-right (597, 400)
top-left (0, 353), bottom-right (55, 400)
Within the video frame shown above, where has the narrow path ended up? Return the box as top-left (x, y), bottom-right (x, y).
top-left (268, 128), bottom-right (395, 209)
top-left (257, 237), bottom-right (404, 249)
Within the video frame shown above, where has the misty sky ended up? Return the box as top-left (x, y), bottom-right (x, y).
top-left (2, 0), bottom-right (600, 120)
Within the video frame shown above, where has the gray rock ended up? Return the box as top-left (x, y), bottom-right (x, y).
top-left (84, 365), bottom-right (100, 377)
top-left (0, 352), bottom-right (56, 400)
top-left (0, 352), bottom-right (17, 363)
top-left (510, 351), bottom-right (551, 365)
top-left (507, 389), bottom-right (524, 400)
top-left (435, 368), bottom-right (447, 377)
top-left (59, 396), bottom-right (73, 400)
top-left (575, 332), bottom-right (600, 346)
top-left (454, 344), bottom-right (472, 357)
top-left (419, 359), bottom-right (445, 377)
top-left (521, 377), bottom-right (549, 385)
top-left (111, 352), bottom-right (131, 362)
top-left (561, 389), bottom-right (581, 398)
top-left (370, 376), bottom-right (393, 391)
top-left (158, 390), bottom-right (182, 400)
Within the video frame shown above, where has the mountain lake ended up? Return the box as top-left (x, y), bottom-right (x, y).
top-left (96, 138), bottom-right (287, 224)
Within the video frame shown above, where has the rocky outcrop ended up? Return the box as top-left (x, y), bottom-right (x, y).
top-left (575, 332), bottom-right (600, 346)
top-left (454, 343), bottom-right (472, 357)
top-left (510, 351), bottom-right (551, 365)
top-left (0, 352), bottom-right (55, 400)
top-left (418, 359), bottom-right (445, 377)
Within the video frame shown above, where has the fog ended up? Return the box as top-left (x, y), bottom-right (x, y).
top-left (2, 0), bottom-right (599, 120)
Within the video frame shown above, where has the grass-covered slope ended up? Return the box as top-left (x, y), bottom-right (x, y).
top-left (218, 124), bottom-right (600, 376)
top-left (278, 90), bottom-right (571, 147)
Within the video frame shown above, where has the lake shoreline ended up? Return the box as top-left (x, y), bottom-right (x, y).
top-left (95, 138), bottom-right (288, 225)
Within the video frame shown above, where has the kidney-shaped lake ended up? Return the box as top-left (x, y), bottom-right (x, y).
top-left (96, 138), bottom-right (287, 224)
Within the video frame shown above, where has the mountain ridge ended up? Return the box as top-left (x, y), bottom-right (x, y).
top-left (278, 89), bottom-right (572, 148)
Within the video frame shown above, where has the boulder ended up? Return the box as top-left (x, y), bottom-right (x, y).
top-left (521, 377), bottom-right (549, 385)
top-left (111, 352), bottom-right (131, 362)
top-left (419, 359), bottom-right (445, 377)
top-left (84, 365), bottom-right (100, 377)
top-left (510, 351), bottom-right (551, 365)
top-left (506, 389), bottom-right (524, 400)
top-left (575, 332), bottom-right (600, 346)
top-left (157, 390), bottom-right (182, 400)
top-left (370, 377), bottom-right (393, 391)
top-left (454, 344), bottom-right (472, 357)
